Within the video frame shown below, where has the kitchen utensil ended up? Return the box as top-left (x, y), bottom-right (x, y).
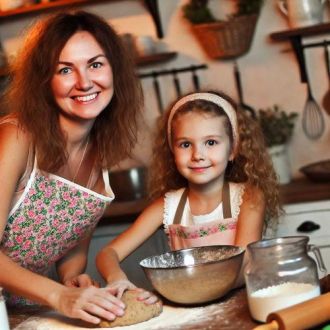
top-left (152, 72), bottom-right (163, 114)
top-left (109, 166), bottom-right (147, 201)
top-left (233, 61), bottom-right (256, 118)
top-left (322, 40), bottom-right (330, 115)
top-left (245, 236), bottom-right (326, 323)
top-left (140, 245), bottom-right (244, 305)
top-left (172, 70), bottom-right (181, 97)
top-left (253, 292), bottom-right (330, 330)
top-left (277, 0), bottom-right (326, 28)
top-left (299, 159), bottom-right (330, 182)
top-left (302, 58), bottom-right (325, 140)
top-left (191, 66), bottom-right (200, 91)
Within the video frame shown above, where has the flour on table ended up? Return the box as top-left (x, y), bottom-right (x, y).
top-left (13, 304), bottom-right (218, 330)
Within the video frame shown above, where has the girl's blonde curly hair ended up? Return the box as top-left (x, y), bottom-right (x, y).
top-left (148, 91), bottom-right (282, 226)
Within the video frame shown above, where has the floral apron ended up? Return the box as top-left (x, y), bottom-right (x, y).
top-left (0, 158), bottom-right (113, 306)
top-left (168, 181), bottom-right (237, 250)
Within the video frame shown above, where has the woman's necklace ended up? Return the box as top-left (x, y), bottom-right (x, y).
top-left (71, 136), bottom-right (90, 183)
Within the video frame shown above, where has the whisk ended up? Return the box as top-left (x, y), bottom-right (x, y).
top-left (302, 60), bottom-right (325, 140)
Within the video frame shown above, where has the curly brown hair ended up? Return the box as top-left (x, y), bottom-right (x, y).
top-left (149, 91), bottom-right (281, 223)
top-left (2, 10), bottom-right (143, 172)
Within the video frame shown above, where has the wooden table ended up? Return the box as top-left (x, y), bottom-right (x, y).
top-left (8, 276), bottom-right (330, 329)
top-left (8, 288), bottom-right (259, 329)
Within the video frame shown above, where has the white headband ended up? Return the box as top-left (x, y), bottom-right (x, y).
top-left (167, 93), bottom-right (239, 155)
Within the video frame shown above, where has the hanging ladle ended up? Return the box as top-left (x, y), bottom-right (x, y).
top-left (172, 69), bottom-right (182, 97)
top-left (233, 61), bottom-right (256, 118)
top-left (152, 71), bottom-right (164, 114)
top-left (322, 40), bottom-right (330, 115)
top-left (191, 66), bottom-right (200, 91)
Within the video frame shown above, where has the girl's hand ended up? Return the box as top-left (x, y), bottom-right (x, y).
top-left (135, 288), bottom-right (161, 305)
top-left (63, 273), bottom-right (99, 288)
top-left (106, 279), bottom-right (137, 298)
top-left (51, 286), bottom-right (125, 325)
top-left (107, 280), bottom-right (160, 305)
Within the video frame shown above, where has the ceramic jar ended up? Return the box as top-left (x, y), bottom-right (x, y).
top-left (277, 0), bottom-right (326, 28)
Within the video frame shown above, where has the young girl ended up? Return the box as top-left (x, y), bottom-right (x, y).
top-left (96, 91), bottom-right (281, 298)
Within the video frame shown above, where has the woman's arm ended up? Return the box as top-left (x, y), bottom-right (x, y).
top-left (56, 234), bottom-right (99, 287)
top-left (0, 124), bottom-right (125, 324)
top-left (96, 197), bottom-right (164, 287)
top-left (234, 185), bottom-right (265, 287)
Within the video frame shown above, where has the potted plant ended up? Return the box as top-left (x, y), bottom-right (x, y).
top-left (182, 0), bottom-right (264, 59)
top-left (258, 105), bottom-right (298, 184)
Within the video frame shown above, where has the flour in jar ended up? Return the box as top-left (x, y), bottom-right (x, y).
top-left (247, 282), bottom-right (320, 322)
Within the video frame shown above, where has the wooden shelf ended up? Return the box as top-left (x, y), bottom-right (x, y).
top-left (135, 51), bottom-right (177, 67)
top-left (270, 22), bottom-right (330, 41)
top-left (0, 0), bottom-right (111, 18)
top-left (270, 22), bottom-right (330, 83)
top-left (0, 0), bottom-right (164, 38)
top-left (280, 177), bottom-right (330, 205)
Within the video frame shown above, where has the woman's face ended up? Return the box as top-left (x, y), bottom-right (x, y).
top-left (51, 31), bottom-right (114, 122)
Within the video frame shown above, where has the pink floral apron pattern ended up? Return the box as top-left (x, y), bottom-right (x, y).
top-left (168, 220), bottom-right (237, 240)
top-left (167, 182), bottom-right (238, 250)
top-left (1, 171), bottom-right (111, 306)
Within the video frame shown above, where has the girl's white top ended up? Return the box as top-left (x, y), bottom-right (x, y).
top-left (163, 182), bottom-right (245, 230)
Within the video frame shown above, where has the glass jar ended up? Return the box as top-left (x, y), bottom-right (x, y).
top-left (0, 288), bottom-right (10, 330)
top-left (244, 236), bottom-right (327, 322)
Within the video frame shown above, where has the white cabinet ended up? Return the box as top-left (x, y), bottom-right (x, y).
top-left (86, 224), bottom-right (170, 289)
top-left (276, 200), bottom-right (330, 277)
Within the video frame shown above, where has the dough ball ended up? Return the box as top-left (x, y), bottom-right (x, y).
top-left (99, 290), bottom-right (162, 328)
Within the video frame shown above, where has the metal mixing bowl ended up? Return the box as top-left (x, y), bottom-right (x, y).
top-left (109, 166), bottom-right (147, 201)
top-left (140, 245), bottom-right (245, 304)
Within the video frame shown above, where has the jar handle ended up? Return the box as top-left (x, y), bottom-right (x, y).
top-left (308, 244), bottom-right (327, 276)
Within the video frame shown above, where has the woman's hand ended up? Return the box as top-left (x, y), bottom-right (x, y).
top-left (63, 273), bottom-right (99, 288)
top-left (50, 286), bottom-right (125, 325)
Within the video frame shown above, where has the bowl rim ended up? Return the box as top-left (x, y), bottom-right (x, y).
top-left (139, 245), bottom-right (245, 270)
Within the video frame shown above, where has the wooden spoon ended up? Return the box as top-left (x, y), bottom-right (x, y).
top-left (322, 40), bottom-right (330, 115)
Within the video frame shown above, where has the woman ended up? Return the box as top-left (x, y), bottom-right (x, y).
top-left (0, 10), bottom-right (145, 325)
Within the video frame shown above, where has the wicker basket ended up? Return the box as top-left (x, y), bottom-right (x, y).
top-left (191, 14), bottom-right (259, 59)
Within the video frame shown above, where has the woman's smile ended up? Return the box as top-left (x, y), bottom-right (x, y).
top-left (51, 31), bottom-right (114, 122)
top-left (72, 92), bottom-right (99, 103)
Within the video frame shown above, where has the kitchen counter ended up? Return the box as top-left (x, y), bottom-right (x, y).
top-left (280, 177), bottom-right (330, 204)
top-left (99, 177), bottom-right (330, 225)
top-left (7, 288), bottom-right (259, 329)
top-left (8, 275), bottom-right (330, 329)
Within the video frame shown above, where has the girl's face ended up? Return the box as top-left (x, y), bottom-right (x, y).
top-left (172, 111), bottom-right (234, 190)
top-left (51, 31), bottom-right (114, 122)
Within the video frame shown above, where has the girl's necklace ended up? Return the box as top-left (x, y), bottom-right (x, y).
top-left (71, 136), bottom-right (90, 183)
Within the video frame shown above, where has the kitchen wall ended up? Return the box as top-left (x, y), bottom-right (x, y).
top-left (1, 0), bottom-right (330, 178)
